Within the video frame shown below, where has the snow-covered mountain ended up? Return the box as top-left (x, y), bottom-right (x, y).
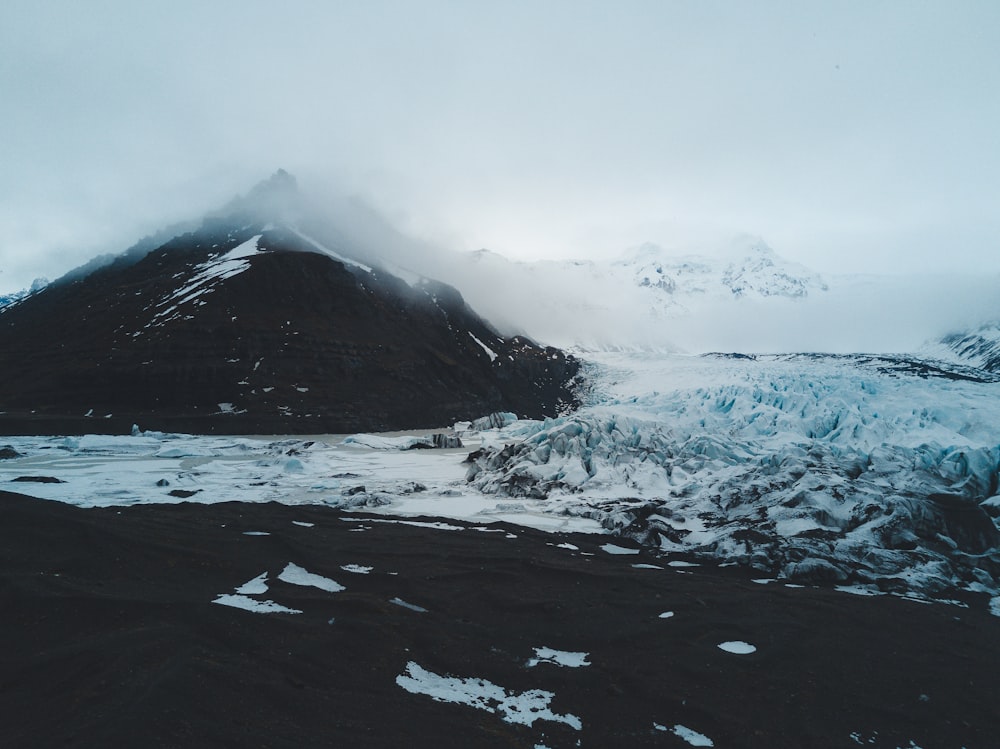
top-left (932, 321), bottom-right (1000, 373)
top-left (0, 277), bottom-right (48, 310)
top-left (612, 238), bottom-right (828, 302)
top-left (391, 237), bottom-right (833, 353)
top-left (0, 172), bottom-right (579, 435)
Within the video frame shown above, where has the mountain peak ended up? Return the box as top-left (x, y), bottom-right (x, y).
top-left (214, 169), bottom-right (302, 224)
top-left (247, 168), bottom-right (298, 200)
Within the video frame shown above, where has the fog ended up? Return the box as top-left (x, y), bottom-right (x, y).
top-left (408, 256), bottom-right (1000, 357)
top-left (1, 1), bottom-right (998, 351)
top-left (284, 182), bottom-right (1000, 354)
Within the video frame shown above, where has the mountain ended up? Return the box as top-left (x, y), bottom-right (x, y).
top-left (0, 277), bottom-right (49, 310)
top-left (932, 321), bottom-right (1000, 373)
top-left (411, 240), bottom-right (1000, 356)
top-left (385, 237), bottom-right (834, 353)
top-left (0, 172), bottom-right (579, 435)
top-left (611, 238), bottom-right (829, 302)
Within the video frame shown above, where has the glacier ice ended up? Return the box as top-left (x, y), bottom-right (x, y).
top-left (5, 349), bottom-right (999, 602)
top-left (465, 352), bottom-right (1000, 598)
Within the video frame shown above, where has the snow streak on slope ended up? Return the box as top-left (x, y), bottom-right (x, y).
top-left (466, 352), bottom-right (1000, 598)
top-left (287, 227), bottom-right (374, 274)
top-left (0, 278), bottom-right (49, 312)
top-left (146, 234), bottom-right (263, 327)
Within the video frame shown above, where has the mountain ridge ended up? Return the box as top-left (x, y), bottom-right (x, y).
top-left (0, 175), bottom-right (580, 435)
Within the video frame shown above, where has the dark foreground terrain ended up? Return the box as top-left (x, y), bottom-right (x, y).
top-left (1, 490), bottom-right (997, 748)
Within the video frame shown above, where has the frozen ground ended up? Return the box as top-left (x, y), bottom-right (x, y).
top-left (3, 350), bottom-right (1000, 603)
top-left (467, 351), bottom-right (1000, 601)
top-left (0, 423), bottom-right (603, 533)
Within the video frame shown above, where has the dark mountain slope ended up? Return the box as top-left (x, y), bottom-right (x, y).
top-left (0, 218), bottom-right (578, 435)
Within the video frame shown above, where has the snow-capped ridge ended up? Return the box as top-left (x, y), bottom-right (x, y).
top-left (932, 321), bottom-right (1000, 373)
top-left (0, 277), bottom-right (49, 311)
top-left (285, 227), bottom-right (373, 274)
top-left (404, 236), bottom-right (836, 353)
top-left (612, 238), bottom-right (828, 301)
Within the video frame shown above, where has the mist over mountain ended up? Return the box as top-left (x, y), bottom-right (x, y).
top-left (347, 228), bottom-right (999, 355)
top-left (0, 172), bottom-right (579, 435)
top-left (4, 166), bottom-right (999, 364)
top-left (4, 6), bottom-right (1000, 744)
top-left (5, 170), bottom-right (998, 360)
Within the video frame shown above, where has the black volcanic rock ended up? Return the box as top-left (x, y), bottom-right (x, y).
top-left (0, 183), bottom-right (580, 435)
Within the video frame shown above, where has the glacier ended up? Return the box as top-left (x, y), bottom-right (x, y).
top-left (465, 351), bottom-right (1000, 598)
top-left (3, 349), bottom-right (1000, 603)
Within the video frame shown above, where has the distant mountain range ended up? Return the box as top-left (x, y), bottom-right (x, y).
top-left (0, 172), bottom-right (579, 435)
top-left (405, 236), bottom-right (1000, 357)
top-left (931, 321), bottom-right (1000, 373)
top-left (612, 238), bottom-right (830, 301)
top-left (2, 170), bottom-right (997, 436)
top-left (386, 237), bottom-right (834, 353)
top-left (0, 277), bottom-right (48, 310)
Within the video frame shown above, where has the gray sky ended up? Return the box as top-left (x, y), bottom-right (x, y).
top-left (2, 0), bottom-right (1000, 293)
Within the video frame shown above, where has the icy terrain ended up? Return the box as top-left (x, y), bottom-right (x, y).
top-left (466, 352), bottom-right (1000, 599)
top-left (3, 350), bottom-right (1000, 604)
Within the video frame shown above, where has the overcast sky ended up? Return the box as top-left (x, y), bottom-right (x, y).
top-left (2, 1), bottom-right (999, 293)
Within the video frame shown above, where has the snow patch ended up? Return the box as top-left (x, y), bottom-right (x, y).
top-left (149, 235), bottom-right (262, 325)
top-left (600, 543), bottom-right (641, 555)
top-left (288, 228), bottom-right (373, 274)
top-left (341, 564), bottom-right (373, 574)
top-left (277, 562), bottom-right (345, 592)
top-left (390, 597), bottom-right (428, 613)
top-left (526, 647), bottom-right (591, 668)
top-left (718, 641), bottom-right (757, 655)
top-left (396, 662), bottom-right (582, 730)
top-left (235, 572), bottom-right (269, 595)
top-left (670, 723), bottom-right (715, 747)
top-left (211, 594), bottom-right (301, 614)
top-left (469, 332), bottom-right (498, 362)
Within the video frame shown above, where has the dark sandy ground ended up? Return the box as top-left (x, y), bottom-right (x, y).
top-left (1, 490), bottom-right (997, 748)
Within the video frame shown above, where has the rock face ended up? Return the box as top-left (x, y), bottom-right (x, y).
top-left (0, 180), bottom-right (579, 435)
